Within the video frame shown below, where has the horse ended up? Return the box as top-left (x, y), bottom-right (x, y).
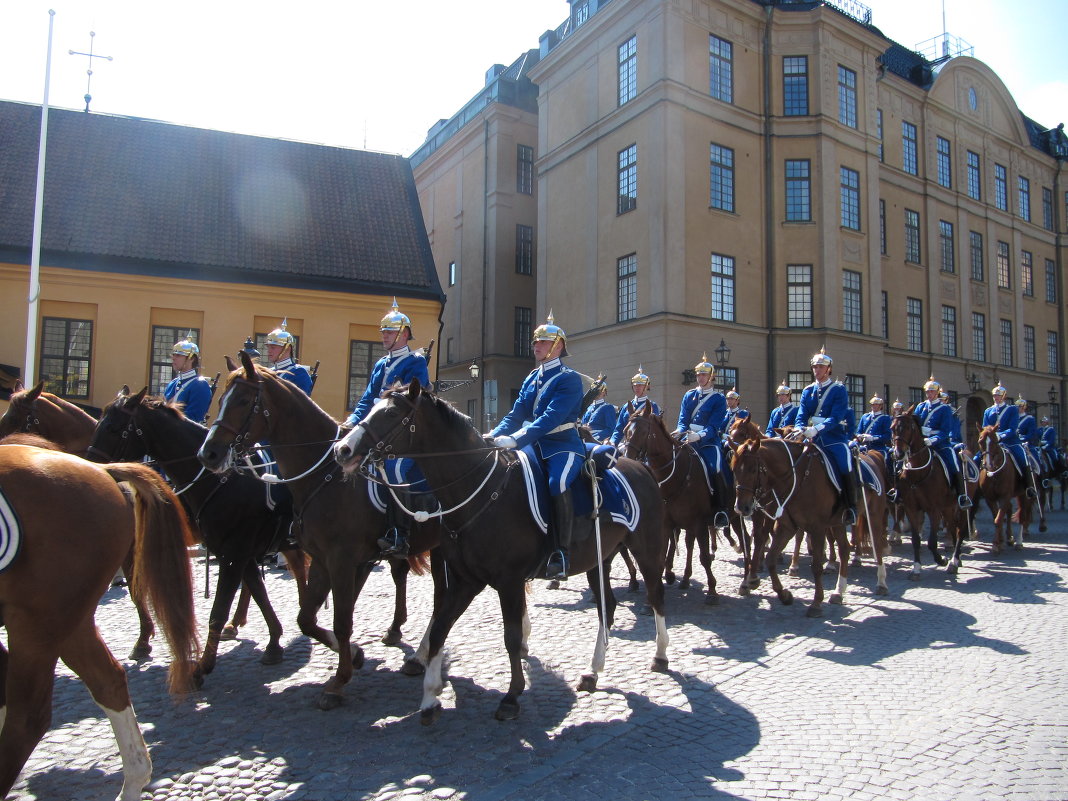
top-left (196, 352), bottom-right (440, 710)
top-left (0, 442), bottom-right (199, 800)
top-left (619, 401), bottom-right (744, 604)
top-left (88, 386), bottom-right (314, 681)
top-left (976, 425), bottom-right (1043, 553)
top-left (889, 411), bottom-right (973, 577)
top-left (332, 381), bottom-right (670, 723)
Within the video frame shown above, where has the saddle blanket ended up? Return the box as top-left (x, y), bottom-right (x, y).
top-left (516, 445), bottom-right (640, 535)
top-left (0, 485), bottom-right (23, 574)
top-left (813, 443), bottom-right (882, 494)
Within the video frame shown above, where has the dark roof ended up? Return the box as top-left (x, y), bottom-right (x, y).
top-left (0, 100), bottom-right (443, 301)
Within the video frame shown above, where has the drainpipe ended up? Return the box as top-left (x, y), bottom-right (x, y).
top-left (762, 4), bottom-right (776, 410)
top-left (480, 117), bottom-right (490, 431)
top-left (1054, 152), bottom-right (1065, 433)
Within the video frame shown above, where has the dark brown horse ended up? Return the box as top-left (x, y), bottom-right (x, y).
top-left (889, 411), bottom-right (973, 577)
top-left (333, 381), bottom-right (669, 723)
top-left (976, 425), bottom-right (1042, 553)
top-left (197, 352), bottom-right (440, 710)
top-left (0, 443), bottom-right (199, 800)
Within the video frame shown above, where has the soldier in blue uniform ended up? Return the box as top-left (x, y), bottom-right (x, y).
top-left (491, 312), bottom-right (584, 580)
top-left (165, 333), bottom-right (212, 423)
top-left (610, 366), bottom-right (662, 446)
top-left (1016, 396), bottom-right (1043, 494)
top-left (1038, 416), bottom-right (1061, 474)
top-left (672, 354), bottom-right (731, 527)
top-left (766, 380), bottom-right (797, 437)
top-left (913, 377), bottom-right (971, 509)
top-left (581, 381), bottom-right (616, 443)
top-left (343, 299), bottom-right (431, 557)
top-left (797, 348), bottom-right (858, 525)
top-left (264, 319), bottom-right (313, 395)
top-left (722, 388), bottom-right (744, 433)
top-left (856, 394), bottom-right (892, 455)
top-left (983, 383), bottom-right (1037, 499)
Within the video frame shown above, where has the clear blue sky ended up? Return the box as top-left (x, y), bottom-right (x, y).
top-left (1, 0), bottom-right (1064, 156)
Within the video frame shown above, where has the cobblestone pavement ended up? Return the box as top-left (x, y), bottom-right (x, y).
top-left (9, 507), bottom-right (1068, 801)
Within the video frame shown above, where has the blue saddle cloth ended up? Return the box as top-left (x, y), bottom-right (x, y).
top-left (516, 444), bottom-right (640, 534)
top-left (0, 485), bottom-right (23, 574)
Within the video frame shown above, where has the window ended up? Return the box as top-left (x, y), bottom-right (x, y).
top-left (517, 145), bottom-right (534, 194)
top-left (972, 312), bottom-right (987, 362)
top-left (1024, 325), bottom-right (1036, 370)
top-left (843, 270), bottom-right (862, 333)
top-left (996, 241), bottom-right (1011, 289)
top-left (840, 167), bottom-right (860, 230)
top-left (902, 122), bottom-right (918, 175)
top-left (709, 144), bottom-right (734, 212)
top-left (1000, 319), bottom-right (1013, 366)
top-left (787, 265), bottom-right (812, 327)
top-left (881, 291), bottom-right (888, 340)
top-left (876, 108), bottom-right (884, 161)
top-left (709, 35), bottom-right (733, 103)
top-left (904, 209), bottom-right (921, 263)
top-left (906, 298), bottom-right (923, 351)
top-left (1018, 176), bottom-right (1031, 222)
top-left (936, 136), bottom-right (952, 188)
top-left (448, 261), bottom-right (458, 287)
top-left (515, 224), bottom-right (533, 275)
top-left (514, 307), bottom-right (533, 358)
top-left (785, 159), bottom-right (810, 221)
top-left (1043, 187), bottom-right (1054, 231)
top-left (718, 366), bottom-right (739, 393)
top-left (1046, 259), bottom-right (1057, 303)
top-left (1049, 331), bottom-right (1060, 375)
top-left (970, 232), bottom-right (984, 281)
top-left (347, 339), bottom-right (378, 410)
top-left (837, 65), bottom-right (857, 128)
top-left (710, 253), bottom-right (735, 321)
top-left (618, 36), bottom-right (637, 106)
top-left (909, 387), bottom-right (924, 407)
top-left (966, 151), bottom-right (981, 200)
top-left (845, 375), bottom-right (865, 419)
top-left (879, 199), bottom-right (886, 254)
top-left (994, 163), bottom-right (1008, 211)
top-left (40, 317), bottom-right (92, 399)
top-left (941, 306), bottom-right (957, 357)
top-left (150, 326), bottom-right (199, 396)
top-left (783, 56), bottom-right (808, 115)
top-left (617, 144), bottom-right (637, 214)
top-left (617, 254), bottom-right (637, 322)
top-left (939, 220), bottom-right (955, 273)
top-left (787, 371), bottom-right (810, 395)
top-left (1021, 251), bottom-right (1033, 296)
top-left (573, 1), bottom-right (590, 26)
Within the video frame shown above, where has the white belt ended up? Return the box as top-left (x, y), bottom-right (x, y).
top-left (810, 416), bottom-right (828, 426)
top-left (921, 426), bottom-right (932, 436)
top-left (688, 423), bottom-right (703, 433)
top-left (548, 422), bottom-right (577, 435)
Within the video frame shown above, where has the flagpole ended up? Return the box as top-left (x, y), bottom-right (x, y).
top-left (25, 9), bottom-right (56, 388)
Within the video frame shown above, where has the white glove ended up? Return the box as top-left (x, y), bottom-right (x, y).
top-left (493, 435), bottom-right (518, 449)
top-left (803, 426), bottom-right (818, 439)
top-left (684, 431), bottom-right (700, 444)
top-left (924, 436), bottom-right (936, 446)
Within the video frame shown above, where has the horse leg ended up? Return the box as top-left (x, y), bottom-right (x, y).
top-left (946, 513), bottom-right (966, 575)
top-left (663, 529), bottom-right (679, 585)
top-left (908, 509), bottom-right (925, 580)
top-left (764, 524), bottom-right (795, 607)
top-left (805, 529), bottom-right (828, 617)
top-left (580, 559), bottom-right (620, 693)
top-left (618, 546), bottom-right (640, 592)
top-left (222, 585), bottom-right (252, 641)
top-left (678, 528), bottom-right (696, 589)
top-left (239, 560), bottom-right (285, 665)
top-left (623, 519), bottom-right (670, 672)
top-left (0, 636), bottom-right (58, 798)
top-left (788, 528), bottom-right (804, 576)
top-left (927, 515), bottom-right (947, 567)
top-left (314, 560), bottom-right (372, 711)
top-left (420, 577), bottom-right (485, 724)
top-left (197, 559), bottom-right (245, 680)
top-left (382, 558), bottom-right (410, 646)
top-left (693, 523), bottom-right (718, 605)
top-left (402, 550), bottom-right (447, 676)
top-left (827, 527), bottom-right (851, 606)
top-left (60, 621), bottom-right (152, 801)
top-left (123, 546), bottom-right (154, 660)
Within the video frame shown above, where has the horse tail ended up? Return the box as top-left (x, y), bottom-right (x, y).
top-left (104, 463), bottom-right (201, 694)
top-left (406, 550), bottom-right (432, 576)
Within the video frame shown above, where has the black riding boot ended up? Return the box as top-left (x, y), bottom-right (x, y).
top-left (1025, 470), bottom-right (1039, 500)
top-left (954, 471), bottom-right (972, 509)
top-left (711, 472), bottom-right (732, 530)
top-left (545, 488), bottom-right (574, 581)
top-left (378, 492), bottom-right (411, 558)
top-left (841, 471), bottom-right (859, 526)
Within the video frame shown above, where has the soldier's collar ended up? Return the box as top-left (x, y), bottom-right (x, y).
top-left (275, 357), bottom-right (294, 369)
top-left (176, 368), bottom-right (198, 381)
top-left (815, 378), bottom-right (832, 388)
top-left (387, 345), bottom-right (411, 359)
top-left (539, 357), bottom-right (562, 374)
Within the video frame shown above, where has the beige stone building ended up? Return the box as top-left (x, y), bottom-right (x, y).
top-left (413, 0), bottom-right (1066, 445)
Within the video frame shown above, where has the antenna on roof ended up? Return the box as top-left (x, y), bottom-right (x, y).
top-left (68, 30), bottom-right (112, 113)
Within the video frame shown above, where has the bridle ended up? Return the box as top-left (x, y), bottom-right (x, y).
top-left (891, 416), bottom-right (933, 473)
top-left (620, 419), bottom-right (683, 488)
top-left (87, 399), bottom-right (141, 463)
top-left (978, 430), bottom-right (1008, 475)
top-left (733, 438), bottom-right (801, 521)
top-left (208, 376), bottom-right (268, 460)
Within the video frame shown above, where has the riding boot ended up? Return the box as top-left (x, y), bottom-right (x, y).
top-left (711, 471), bottom-right (732, 530)
top-left (840, 471), bottom-right (859, 527)
top-left (1025, 471), bottom-right (1039, 500)
top-left (378, 491), bottom-right (411, 558)
top-left (886, 459), bottom-right (899, 502)
top-left (954, 471), bottom-right (972, 509)
top-left (545, 488), bottom-right (574, 581)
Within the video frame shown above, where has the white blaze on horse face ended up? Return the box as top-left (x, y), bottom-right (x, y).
top-left (334, 424), bottom-right (365, 467)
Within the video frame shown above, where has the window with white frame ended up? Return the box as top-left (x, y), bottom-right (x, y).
top-left (1049, 331), bottom-right (1059, 375)
top-left (618, 36), bottom-right (637, 106)
top-left (710, 253), bottom-right (735, 321)
top-left (972, 312), bottom-right (986, 362)
top-left (994, 163), bottom-right (1008, 211)
top-left (709, 35), bottom-right (733, 103)
top-left (787, 265), bottom-right (812, 328)
top-left (785, 159), bottom-right (810, 221)
top-left (837, 65), bottom-right (857, 128)
top-left (907, 298), bottom-right (923, 351)
top-left (1018, 176), bottom-right (1031, 222)
top-left (709, 143), bottom-right (734, 212)
top-left (970, 231), bottom-right (984, 281)
top-left (1021, 251), bottom-right (1033, 296)
top-left (941, 305), bottom-right (957, 357)
top-left (40, 317), bottom-right (93, 399)
top-left (783, 56), bottom-right (808, 115)
top-left (939, 220), bottom-right (954, 272)
top-left (904, 209), bottom-right (921, 263)
top-left (617, 254), bottom-right (637, 322)
top-left (996, 241), bottom-right (1011, 289)
top-left (1000, 319), bottom-right (1013, 366)
top-left (617, 144), bottom-right (637, 214)
top-left (840, 167), bottom-right (860, 230)
top-left (843, 270), bottom-right (862, 333)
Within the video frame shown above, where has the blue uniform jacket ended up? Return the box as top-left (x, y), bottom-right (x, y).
top-left (581, 400), bottom-right (617, 442)
top-left (982, 402), bottom-right (1028, 468)
top-left (857, 411), bottom-right (892, 451)
top-left (675, 388), bottom-right (727, 472)
top-left (492, 359), bottom-right (585, 495)
top-left (1039, 425), bottom-right (1058, 451)
top-left (913, 399), bottom-right (962, 474)
top-left (273, 358), bottom-right (314, 396)
top-left (610, 397), bottom-right (662, 446)
top-left (1018, 413), bottom-right (1039, 447)
top-left (164, 371), bottom-right (212, 423)
top-left (346, 348), bottom-right (428, 426)
top-left (797, 379), bottom-right (852, 475)
top-left (766, 403), bottom-right (798, 436)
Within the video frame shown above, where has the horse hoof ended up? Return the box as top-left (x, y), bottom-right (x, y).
top-left (875, 584), bottom-right (889, 596)
top-left (420, 703), bottom-right (442, 726)
top-left (779, 590), bottom-right (794, 606)
top-left (1040, 523), bottom-right (1048, 533)
top-left (639, 604), bottom-right (653, 617)
top-left (935, 557), bottom-right (948, 567)
top-left (494, 700), bottom-right (521, 721)
top-left (401, 658), bottom-right (426, 677)
top-left (219, 624), bottom-right (239, 642)
top-left (908, 572), bottom-right (922, 582)
top-left (664, 572), bottom-right (676, 585)
top-left (946, 562), bottom-right (958, 576)
top-left (128, 643), bottom-right (152, 661)
top-left (828, 593), bottom-right (843, 605)
top-left (628, 580), bottom-right (640, 593)
top-left (651, 657), bottom-right (669, 673)
top-left (805, 605), bottom-right (823, 618)
top-left (739, 584), bottom-right (750, 597)
top-left (381, 628), bottom-right (403, 647)
top-left (678, 578), bottom-right (690, 590)
top-left (577, 674), bottom-right (598, 693)
top-left (317, 692), bottom-right (343, 711)
top-left (788, 568), bottom-right (799, 577)
top-left (351, 645), bottom-right (365, 669)
top-left (704, 593), bottom-right (719, 606)
top-left (547, 580), bottom-right (560, 591)
top-left (260, 645), bottom-right (284, 665)
top-left (1014, 543), bottom-right (1024, 551)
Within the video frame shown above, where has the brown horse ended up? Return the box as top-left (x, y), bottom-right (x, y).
top-left (333, 381), bottom-right (669, 723)
top-left (0, 443), bottom-right (198, 800)
top-left (889, 411), bottom-right (973, 577)
top-left (976, 426), bottom-right (1042, 553)
top-left (197, 352), bottom-right (441, 710)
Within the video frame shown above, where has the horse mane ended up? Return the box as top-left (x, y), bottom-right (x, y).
top-left (141, 394), bottom-right (193, 422)
top-left (229, 362), bottom-right (340, 428)
top-left (419, 387), bottom-right (479, 435)
top-left (35, 391), bottom-right (98, 425)
top-left (0, 432), bottom-right (62, 450)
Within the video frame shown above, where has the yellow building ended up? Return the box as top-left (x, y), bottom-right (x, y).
top-left (0, 100), bottom-right (444, 420)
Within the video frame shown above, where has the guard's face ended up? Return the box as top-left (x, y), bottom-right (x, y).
top-left (266, 343), bottom-right (285, 363)
top-left (171, 353), bottom-right (190, 373)
top-left (811, 364), bottom-right (830, 383)
top-left (533, 339), bottom-right (556, 363)
top-left (696, 373), bottom-right (711, 389)
top-left (871, 402), bottom-right (884, 413)
top-left (726, 398), bottom-right (739, 409)
top-left (633, 383), bottom-right (648, 398)
top-left (926, 389), bottom-right (939, 402)
top-left (777, 392), bottom-right (791, 405)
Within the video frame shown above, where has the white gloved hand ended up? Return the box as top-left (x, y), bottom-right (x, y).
top-left (493, 435), bottom-right (518, 449)
top-left (924, 436), bottom-right (936, 446)
top-left (684, 431), bottom-right (700, 444)
top-left (803, 426), bottom-right (818, 439)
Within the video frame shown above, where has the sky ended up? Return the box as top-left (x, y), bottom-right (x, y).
top-left (1, 1), bottom-right (1065, 157)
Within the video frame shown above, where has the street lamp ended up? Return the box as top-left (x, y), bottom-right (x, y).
top-left (967, 372), bottom-right (980, 393)
top-left (1049, 385), bottom-right (1057, 404)
top-left (714, 339), bottom-right (731, 389)
top-left (435, 359), bottom-right (480, 392)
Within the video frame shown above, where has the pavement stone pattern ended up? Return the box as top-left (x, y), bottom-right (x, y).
top-left (8, 506), bottom-right (1068, 800)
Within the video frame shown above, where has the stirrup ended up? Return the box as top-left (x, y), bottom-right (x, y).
top-left (842, 508), bottom-right (857, 526)
top-left (377, 527), bottom-right (410, 558)
top-left (712, 510), bottom-right (731, 530)
top-left (886, 487), bottom-right (898, 502)
top-left (958, 494), bottom-right (972, 509)
top-left (545, 550), bottom-right (569, 581)
top-left (1025, 487), bottom-right (1038, 499)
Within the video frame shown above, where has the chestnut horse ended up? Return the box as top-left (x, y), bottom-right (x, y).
top-left (976, 425), bottom-right (1043, 553)
top-left (0, 442), bottom-right (198, 800)
top-left (333, 381), bottom-right (669, 723)
top-left (197, 352), bottom-right (441, 710)
top-left (889, 411), bottom-right (974, 578)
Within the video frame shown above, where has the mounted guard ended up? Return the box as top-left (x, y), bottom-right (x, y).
top-left (982, 383), bottom-right (1038, 500)
top-left (581, 378), bottom-right (616, 443)
top-left (165, 332), bottom-right (212, 423)
top-left (765, 380), bottom-right (797, 437)
top-left (610, 366), bottom-right (662, 446)
top-left (264, 319), bottom-right (313, 395)
top-left (672, 353), bottom-right (731, 528)
top-left (1016, 395), bottom-right (1044, 484)
top-left (1038, 416), bottom-right (1062, 474)
top-left (913, 376), bottom-right (971, 509)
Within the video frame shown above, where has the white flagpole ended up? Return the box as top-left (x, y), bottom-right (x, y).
top-left (24, 9), bottom-right (56, 388)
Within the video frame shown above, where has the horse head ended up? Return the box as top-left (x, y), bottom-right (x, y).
top-left (88, 385), bottom-right (150, 463)
top-left (729, 416), bottom-right (763, 448)
top-left (0, 380), bottom-right (46, 440)
top-left (334, 379), bottom-right (430, 476)
top-left (198, 350), bottom-right (270, 473)
top-left (890, 409), bottom-right (925, 461)
top-left (731, 439), bottom-right (764, 517)
top-left (618, 400), bottom-right (670, 463)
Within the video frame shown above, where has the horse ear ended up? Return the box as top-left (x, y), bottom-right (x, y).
top-left (119, 385), bottom-right (130, 397)
top-left (239, 350), bottom-right (256, 379)
top-left (133, 387), bottom-right (149, 405)
top-left (13, 379), bottom-right (23, 392)
top-left (225, 354), bottom-right (238, 373)
top-left (408, 378), bottom-right (421, 400)
top-left (28, 380), bottom-right (44, 399)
